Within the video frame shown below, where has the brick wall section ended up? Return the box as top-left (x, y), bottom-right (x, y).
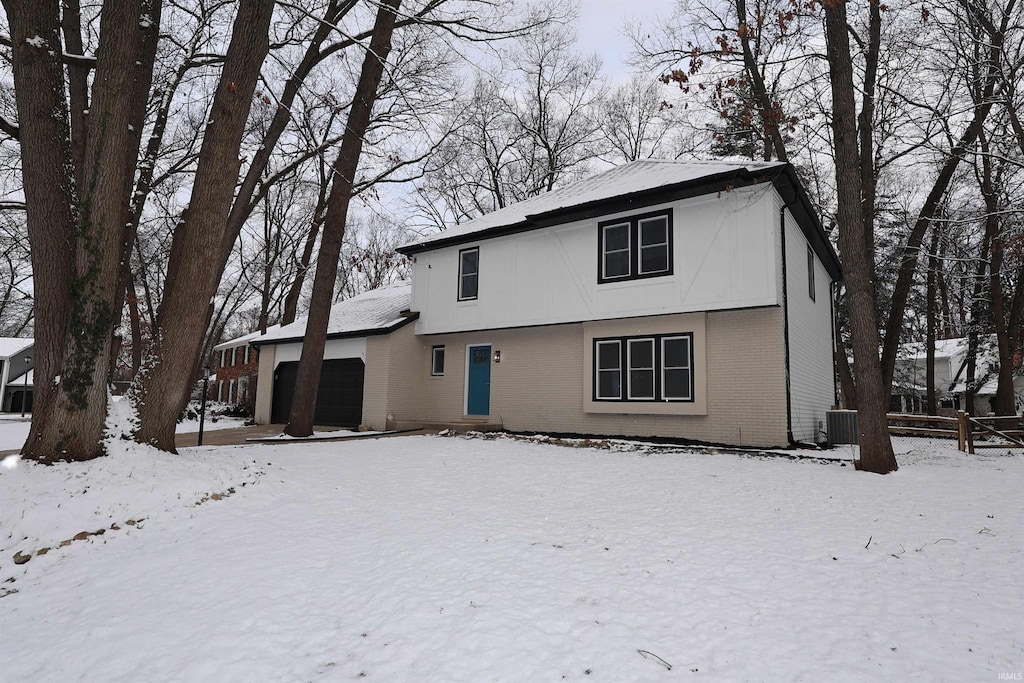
top-left (373, 308), bottom-right (788, 447)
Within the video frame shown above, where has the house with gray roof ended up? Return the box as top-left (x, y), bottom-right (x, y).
top-left (252, 159), bottom-right (840, 447)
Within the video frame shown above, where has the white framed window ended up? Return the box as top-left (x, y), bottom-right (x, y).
top-left (595, 340), bottom-right (622, 399)
top-left (458, 247), bottom-right (479, 301)
top-left (220, 350), bottom-right (226, 368)
top-left (601, 223), bottom-right (630, 279)
top-left (639, 216), bottom-right (670, 275)
top-left (662, 336), bottom-right (693, 401)
top-left (627, 338), bottom-right (656, 400)
top-left (431, 345), bottom-right (446, 376)
top-left (594, 332), bottom-right (694, 403)
top-left (243, 345), bottom-right (250, 364)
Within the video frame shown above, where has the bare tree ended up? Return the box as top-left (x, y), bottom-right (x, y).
top-left (286, 0), bottom-right (403, 437)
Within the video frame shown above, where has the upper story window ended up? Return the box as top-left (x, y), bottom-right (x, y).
top-left (598, 210), bottom-right (673, 283)
top-left (459, 247), bottom-right (479, 301)
top-left (807, 244), bottom-right (816, 301)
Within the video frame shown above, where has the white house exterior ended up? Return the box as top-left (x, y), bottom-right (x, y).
top-left (892, 336), bottom-right (1022, 415)
top-left (254, 160), bottom-right (840, 447)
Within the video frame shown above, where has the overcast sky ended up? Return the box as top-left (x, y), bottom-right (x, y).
top-left (576, 0), bottom-right (675, 80)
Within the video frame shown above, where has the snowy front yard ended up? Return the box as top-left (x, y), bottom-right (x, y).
top-left (1, 434), bottom-right (1021, 681)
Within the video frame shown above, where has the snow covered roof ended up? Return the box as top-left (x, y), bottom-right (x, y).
top-left (398, 158), bottom-right (841, 279)
top-left (898, 335), bottom-right (998, 362)
top-left (253, 282), bottom-right (414, 346)
top-left (0, 338), bottom-right (32, 359)
top-left (214, 328), bottom-right (268, 352)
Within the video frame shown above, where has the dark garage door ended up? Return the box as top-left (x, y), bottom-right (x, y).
top-left (272, 359), bottom-right (364, 427)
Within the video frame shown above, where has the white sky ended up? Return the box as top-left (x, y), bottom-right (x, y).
top-left (576, 0), bottom-right (676, 80)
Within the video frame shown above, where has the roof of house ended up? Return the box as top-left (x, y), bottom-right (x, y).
top-left (898, 335), bottom-right (998, 362)
top-left (253, 281), bottom-right (415, 347)
top-left (0, 337), bottom-right (32, 359)
top-left (213, 328), bottom-right (267, 352)
top-left (398, 159), bottom-right (842, 280)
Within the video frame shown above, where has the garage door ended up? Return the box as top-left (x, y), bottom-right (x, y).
top-left (271, 359), bottom-right (364, 427)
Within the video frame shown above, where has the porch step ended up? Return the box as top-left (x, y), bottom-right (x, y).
top-left (392, 419), bottom-right (504, 433)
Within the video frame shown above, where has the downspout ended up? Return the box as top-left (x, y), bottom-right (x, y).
top-left (779, 203), bottom-right (796, 446)
top-left (830, 280), bottom-right (839, 408)
top-left (779, 194), bottom-right (820, 448)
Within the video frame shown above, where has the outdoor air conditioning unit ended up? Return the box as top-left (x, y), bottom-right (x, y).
top-left (826, 410), bottom-right (859, 446)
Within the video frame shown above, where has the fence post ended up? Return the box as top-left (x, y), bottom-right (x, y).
top-left (957, 410), bottom-right (967, 453)
top-left (965, 412), bottom-right (975, 455)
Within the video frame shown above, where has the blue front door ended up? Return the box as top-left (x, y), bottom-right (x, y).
top-left (467, 345), bottom-right (491, 415)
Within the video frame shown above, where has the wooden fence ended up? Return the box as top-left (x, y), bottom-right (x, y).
top-left (886, 411), bottom-right (1024, 454)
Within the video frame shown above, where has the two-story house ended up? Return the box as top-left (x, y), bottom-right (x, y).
top-left (253, 159), bottom-right (841, 447)
top-left (212, 330), bottom-right (263, 407)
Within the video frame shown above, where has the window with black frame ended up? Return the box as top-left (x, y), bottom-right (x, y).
top-left (598, 210), bottom-right (672, 283)
top-left (459, 247), bottom-right (479, 300)
top-left (594, 332), bottom-right (693, 402)
top-left (431, 345), bottom-right (445, 376)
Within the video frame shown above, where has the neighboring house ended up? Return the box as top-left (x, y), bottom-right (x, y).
top-left (253, 159), bottom-right (841, 447)
top-left (0, 338), bottom-right (34, 413)
top-left (212, 330), bottom-right (263, 406)
top-left (892, 336), bottom-right (1020, 415)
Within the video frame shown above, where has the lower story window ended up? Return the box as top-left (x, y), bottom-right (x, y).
top-left (594, 332), bottom-right (694, 403)
top-left (432, 345), bottom-right (445, 376)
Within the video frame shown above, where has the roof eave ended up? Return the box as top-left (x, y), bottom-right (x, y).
top-left (250, 311), bottom-right (419, 348)
top-left (397, 167), bottom-right (785, 256)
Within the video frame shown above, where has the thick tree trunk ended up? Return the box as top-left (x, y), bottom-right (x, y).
top-left (285, 0), bottom-right (402, 437)
top-left (10, 0), bottom-right (161, 462)
top-left (823, 0), bottom-right (897, 473)
top-left (134, 0), bottom-right (274, 451)
top-left (5, 0), bottom-right (78, 460)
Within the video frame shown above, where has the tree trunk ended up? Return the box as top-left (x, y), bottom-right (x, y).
top-left (823, 0), bottom-right (897, 473)
top-left (10, 0), bottom-right (162, 462)
top-left (878, 0), bottom-right (1013, 388)
top-left (285, 0), bottom-right (402, 437)
top-left (925, 229), bottom-right (939, 415)
top-left (134, 0), bottom-right (274, 451)
top-left (5, 0), bottom-right (78, 460)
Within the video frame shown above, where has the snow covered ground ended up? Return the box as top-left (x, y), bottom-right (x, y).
top-left (0, 414), bottom-right (247, 451)
top-left (1, 432), bottom-right (1021, 681)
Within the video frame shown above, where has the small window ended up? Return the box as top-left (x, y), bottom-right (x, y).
top-left (459, 247), bottom-right (479, 301)
top-left (243, 346), bottom-right (249, 364)
top-left (602, 223), bottom-right (630, 279)
top-left (627, 338), bottom-right (655, 399)
top-left (807, 244), bottom-right (816, 301)
top-left (639, 217), bottom-right (669, 275)
top-left (595, 340), bottom-right (622, 399)
top-left (431, 345), bottom-right (445, 376)
top-left (662, 336), bottom-right (693, 400)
